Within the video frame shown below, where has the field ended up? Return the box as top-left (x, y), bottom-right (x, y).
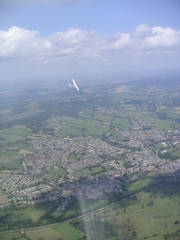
top-left (127, 177), bottom-right (153, 191)
top-left (0, 171), bottom-right (14, 179)
top-left (0, 232), bottom-right (23, 240)
top-left (0, 125), bottom-right (33, 171)
top-left (53, 222), bottom-right (85, 240)
top-left (112, 117), bottom-right (131, 130)
top-left (80, 180), bottom-right (180, 240)
top-left (0, 222), bottom-right (85, 240)
top-left (2, 102), bottom-right (44, 122)
top-left (25, 227), bottom-right (63, 240)
top-left (25, 207), bottom-right (46, 222)
top-left (57, 114), bottom-right (110, 137)
top-left (0, 205), bottom-right (47, 231)
top-left (72, 165), bottom-right (110, 178)
top-left (45, 168), bottom-right (67, 180)
top-left (153, 118), bottom-right (176, 130)
top-left (0, 189), bottom-right (8, 206)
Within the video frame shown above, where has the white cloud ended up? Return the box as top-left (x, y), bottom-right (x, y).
top-left (134, 24), bottom-right (152, 37)
top-left (112, 33), bottom-right (130, 49)
top-left (0, 26), bottom-right (52, 60)
top-left (142, 26), bottom-right (180, 48)
top-left (55, 29), bottom-right (88, 45)
top-left (0, 25), bottom-right (180, 65)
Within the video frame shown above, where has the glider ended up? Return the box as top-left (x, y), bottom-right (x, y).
top-left (69, 79), bottom-right (80, 91)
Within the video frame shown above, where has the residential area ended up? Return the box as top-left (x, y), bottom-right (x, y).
top-left (0, 107), bottom-right (179, 209)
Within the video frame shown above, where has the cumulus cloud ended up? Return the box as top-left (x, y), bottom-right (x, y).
top-left (0, 26), bottom-right (52, 62)
top-left (142, 26), bottom-right (180, 48)
top-left (134, 24), bottom-right (152, 37)
top-left (112, 33), bottom-right (130, 49)
top-left (0, 25), bottom-right (180, 64)
top-left (52, 28), bottom-right (91, 45)
top-left (0, 26), bottom-right (100, 63)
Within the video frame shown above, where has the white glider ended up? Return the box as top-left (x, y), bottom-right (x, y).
top-left (69, 79), bottom-right (80, 91)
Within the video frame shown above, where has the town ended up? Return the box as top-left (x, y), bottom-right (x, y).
top-left (0, 101), bottom-right (179, 209)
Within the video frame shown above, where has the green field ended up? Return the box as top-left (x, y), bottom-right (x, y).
top-left (158, 147), bottom-right (180, 160)
top-left (0, 159), bottom-right (22, 170)
top-left (112, 117), bottom-right (131, 130)
top-left (0, 170), bottom-right (20, 178)
top-left (0, 205), bottom-right (47, 231)
top-left (0, 126), bottom-right (31, 137)
top-left (0, 171), bottom-right (12, 178)
top-left (26, 227), bottom-right (62, 240)
top-left (0, 150), bottom-right (20, 163)
top-left (127, 177), bottom-right (153, 192)
top-left (0, 223), bottom-right (84, 240)
top-left (45, 168), bottom-right (67, 180)
top-left (165, 148), bottom-right (180, 159)
top-left (53, 222), bottom-right (85, 240)
top-left (3, 102), bottom-right (44, 122)
top-left (0, 190), bottom-right (8, 206)
top-left (25, 207), bottom-right (46, 222)
top-left (91, 182), bottom-right (180, 239)
top-left (153, 118), bottom-right (176, 130)
top-left (167, 111), bottom-right (180, 120)
top-left (72, 165), bottom-right (108, 178)
top-left (0, 126), bottom-right (33, 170)
top-left (58, 116), bottom-right (109, 137)
top-left (0, 231), bottom-right (23, 240)
top-left (81, 110), bottom-right (112, 123)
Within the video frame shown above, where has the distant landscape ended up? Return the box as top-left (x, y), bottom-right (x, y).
top-left (0, 75), bottom-right (180, 240)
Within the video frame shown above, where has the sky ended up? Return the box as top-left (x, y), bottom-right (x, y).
top-left (0, 0), bottom-right (180, 83)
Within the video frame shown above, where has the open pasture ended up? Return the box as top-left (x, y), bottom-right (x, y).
top-left (112, 117), bottom-right (131, 130)
top-left (0, 126), bottom-right (33, 170)
top-left (53, 222), bottom-right (85, 240)
top-left (96, 181), bottom-right (180, 239)
top-left (58, 115), bottom-right (110, 137)
top-left (26, 227), bottom-right (63, 240)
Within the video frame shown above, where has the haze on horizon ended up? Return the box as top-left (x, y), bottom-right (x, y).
top-left (0, 0), bottom-right (180, 83)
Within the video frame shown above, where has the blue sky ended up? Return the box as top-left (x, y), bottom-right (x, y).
top-left (0, 0), bottom-right (180, 82)
top-left (1, 0), bottom-right (180, 34)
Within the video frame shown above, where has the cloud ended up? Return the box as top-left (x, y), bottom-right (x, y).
top-left (142, 26), bottom-right (180, 48)
top-left (0, 26), bottom-right (99, 63)
top-left (0, 25), bottom-right (180, 65)
top-left (0, 26), bottom-right (52, 61)
top-left (52, 29), bottom-right (90, 45)
top-left (112, 33), bottom-right (130, 49)
top-left (134, 24), bottom-right (152, 37)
